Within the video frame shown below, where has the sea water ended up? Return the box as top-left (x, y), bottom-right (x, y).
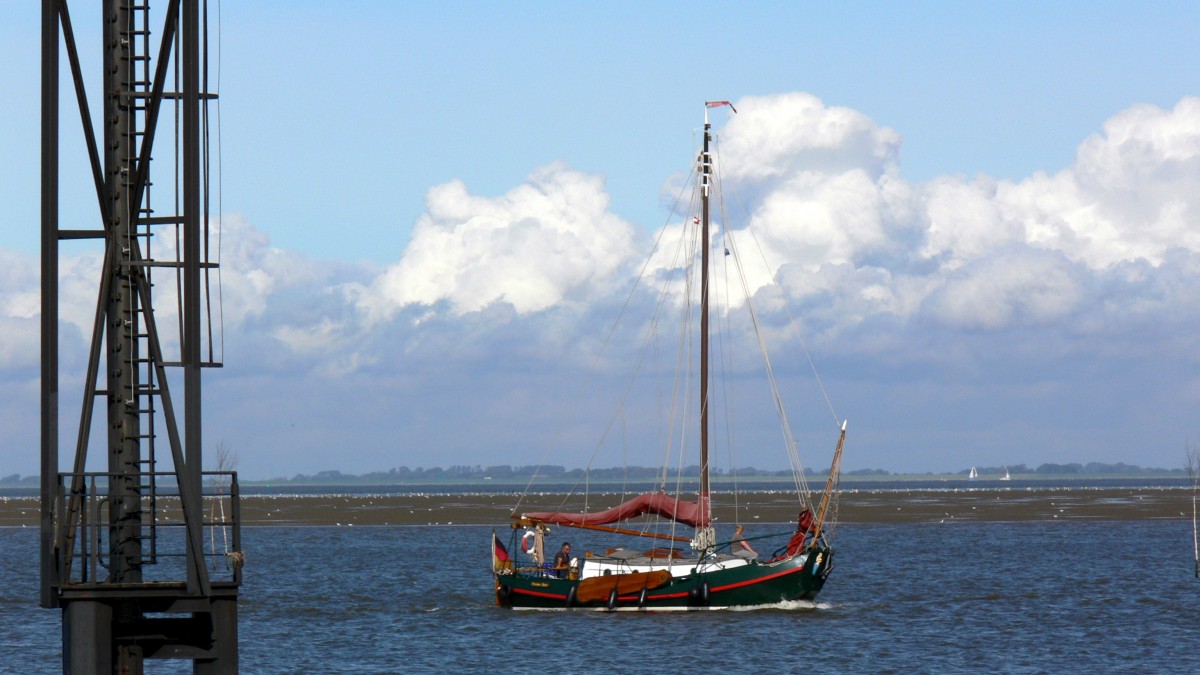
top-left (2, 520), bottom-right (1198, 672)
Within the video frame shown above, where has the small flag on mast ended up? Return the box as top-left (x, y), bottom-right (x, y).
top-left (705, 100), bottom-right (738, 113)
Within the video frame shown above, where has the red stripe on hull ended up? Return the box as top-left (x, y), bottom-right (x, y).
top-left (710, 561), bottom-right (804, 594)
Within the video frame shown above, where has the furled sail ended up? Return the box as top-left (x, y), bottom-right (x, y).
top-left (524, 492), bottom-right (711, 528)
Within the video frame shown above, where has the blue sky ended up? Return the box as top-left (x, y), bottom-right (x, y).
top-left (3, 2), bottom-right (1200, 479)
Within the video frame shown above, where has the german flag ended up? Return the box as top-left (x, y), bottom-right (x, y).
top-left (492, 531), bottom-right (512, 572)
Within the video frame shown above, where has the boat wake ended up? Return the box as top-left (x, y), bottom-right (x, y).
top-left (727, 599), bottom-right (823, 612)
top-left (512, 599), bottom-right (826, 613)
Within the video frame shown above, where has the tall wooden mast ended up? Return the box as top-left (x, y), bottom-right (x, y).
top-left (699, 109), bottom-right (713, 509)
top-left (696, 101), bottom-right (735, 536)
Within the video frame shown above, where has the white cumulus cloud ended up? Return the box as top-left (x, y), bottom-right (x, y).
top-left (699, 93), bottom-right (1200, 343)
top-left (6, 92), bottom-right (1200, 476)
top-left (719, 92), bottom-right (903, 183)
top-left (361, 162), bottom-right (638, 319)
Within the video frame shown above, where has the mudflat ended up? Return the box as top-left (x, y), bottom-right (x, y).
top-left (0, 486), bottom-right (1192, 527)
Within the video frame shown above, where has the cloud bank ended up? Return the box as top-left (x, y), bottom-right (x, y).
top-left (4, 93), bottom-right (1200, 476)
top-left (361, 163), bottom-right (638, 319)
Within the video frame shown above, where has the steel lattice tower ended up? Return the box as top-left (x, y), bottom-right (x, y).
top-left (40, 1), bottom-right (241, 671)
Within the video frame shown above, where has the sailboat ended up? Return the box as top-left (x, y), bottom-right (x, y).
top-left (491, 101), bottom-right (846, 611)
top-left (968, 467), bottom-right (978, 480)
top-left (1000, 467), bottom-right (1011, 481)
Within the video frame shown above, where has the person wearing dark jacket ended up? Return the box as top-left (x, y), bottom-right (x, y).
top-left (552, 542), bottom-right (572, 578)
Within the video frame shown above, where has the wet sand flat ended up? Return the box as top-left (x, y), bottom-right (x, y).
top-left (0, 486), bottom-right (1193, 527)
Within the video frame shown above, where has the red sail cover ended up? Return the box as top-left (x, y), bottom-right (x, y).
top-left (525, 493), bottom-right (711, 528)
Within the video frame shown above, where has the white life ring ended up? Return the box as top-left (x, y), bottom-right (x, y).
top-left (521, 530), bottom-right (537, 554)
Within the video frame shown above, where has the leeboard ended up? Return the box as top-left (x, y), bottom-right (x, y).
top-left (575, 570), bottom-right (672, 603)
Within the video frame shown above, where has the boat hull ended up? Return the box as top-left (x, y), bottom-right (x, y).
top-left (494, 547), bottom-right (832, 610)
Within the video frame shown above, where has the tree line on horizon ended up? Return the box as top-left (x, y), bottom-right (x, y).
top-left (246, 461), bottom-right (1190, 484)
top-left (0, 461), bottom-right (1187, 487)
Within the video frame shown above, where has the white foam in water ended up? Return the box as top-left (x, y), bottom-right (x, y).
top-left (514, 599), bottom-right (823, 612)
top-left (727, 599), bottom-right (821, 612)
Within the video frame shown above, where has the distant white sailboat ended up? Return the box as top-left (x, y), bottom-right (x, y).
top-left (1000, 467), bottom-right (1011, 481)
top-left (968, 467), bottom-right (978, 480)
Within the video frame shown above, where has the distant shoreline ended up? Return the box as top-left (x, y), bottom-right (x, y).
top-left (1, 485), bottom-right (1193, 527)
top-left (272, 473), bottom-right (1181, 485)
top-left (2, 466), bottom-right (1190, 492)
top-left (242, 470), bottom-right (1194, 489)
top-left (1, 475), bottom-right (1192, 496)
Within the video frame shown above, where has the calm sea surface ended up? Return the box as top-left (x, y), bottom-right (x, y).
top-left (2, 519), bottom-right (1198, 673)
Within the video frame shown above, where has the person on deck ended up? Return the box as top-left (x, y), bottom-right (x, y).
top-left (731, 525), bottom-right (757, 559)
top-left (552, 542), bottom-right (572, 578)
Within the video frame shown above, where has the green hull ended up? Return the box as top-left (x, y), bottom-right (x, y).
top-left (494, 547), bottom-right (832, 611)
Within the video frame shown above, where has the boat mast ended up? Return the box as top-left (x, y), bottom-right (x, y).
top-left (699, 106), bottom-right (713, 514)
top-left (696, 101), bottom-right (735, 541)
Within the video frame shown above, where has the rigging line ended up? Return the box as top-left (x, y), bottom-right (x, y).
top-left (619, 412), bottom-right (630, 517)
top-left (522, 188), bottom-right (696, 518)
top-left (654, 174), bottom-right (703, 492)
top-left (715, 165), bottom-right (811, 502)
top-left (628, 186), bottom-right (694, 496)
top-left (744, 210), bottom-right (840, 427)
top-left (825, 463), bottom-right (842, 543)
top-left (511, 161), bottom-right (698, 517)
top-left (715, 139), bottom-right (840, 429)
top-left (715, 216), bottom-right (742, 524)
top-left (644, 201), bottom-right (691, 502)
top-left (711, 137), bottom-right (811, 499)
top-left (592, 169), bottom-right (698, 496)
top-left (664, 188), bottom-right (701, 491)
top-left (728, 224), bottom-right (807, 497)
top-left (716, 170), bottom-right (827, 507)
top-left (667, 180), bottom-right (720, 543)
top-left (583, 470), bottom-right (590, 524)
top-left (578, 194), bottom-right (695, 505)
top-left (657, 183), bottom-right (703, 492)
top-left (651, 275), bottom-right (668, 491)
top-left (657, 219), bottom-right (685, 493)
top-left (639, 184), bottom-right (703, 543)
top-left (720, 225), bottom-right (750, 510)
top-left (660, 287), bottom-right (686, 494)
